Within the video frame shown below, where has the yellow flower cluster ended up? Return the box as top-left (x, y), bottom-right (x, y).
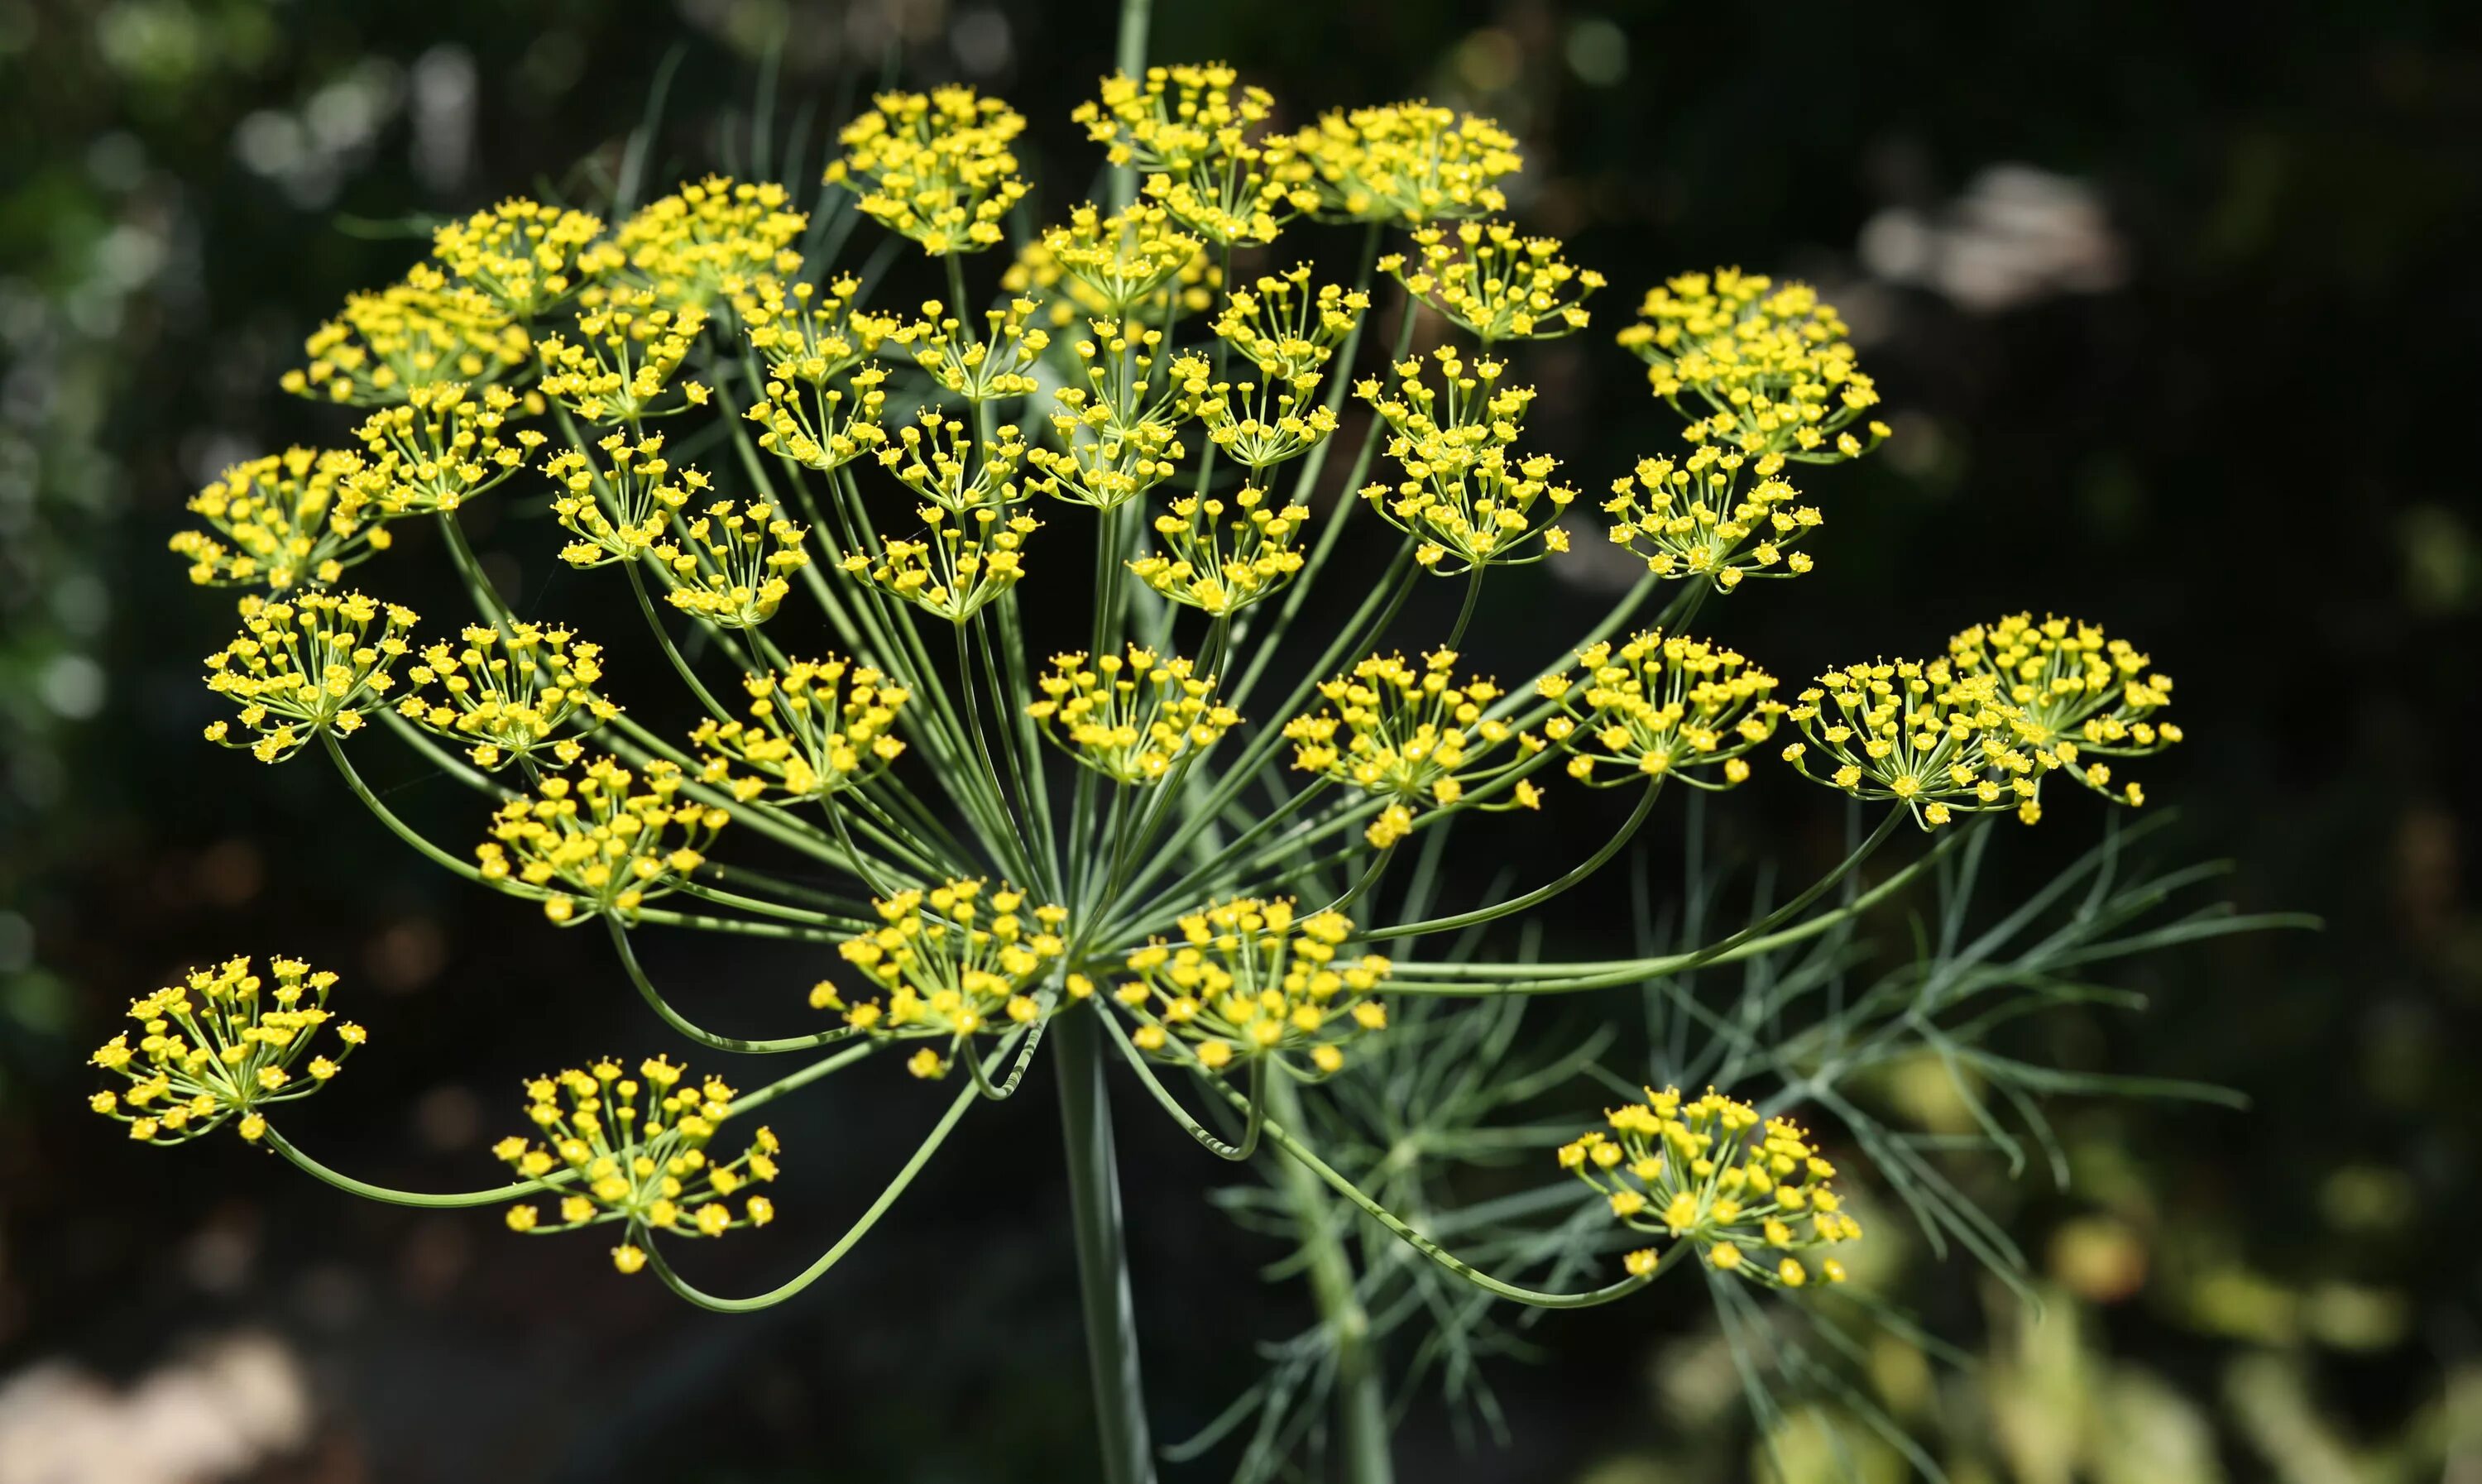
top-left (740, 275), bottom-right (895, 472)
top-left (1178, 353), bottom-right (1339, 474)
top-left (818, 881), bottom-right (1070, 1076)
top-left (1073, 65), bottom-right (1312, 246)
top-left (477, 756), bottom-right (728, 922)
top-left (397, 622), bottom-right (617, 770)
top-left (536, 290), bottom-right (712, 424)
top-left (1600, 446), bottom-right (1819, 590)
top-left (430, 199), bottom-right (606, 321)
top-left (900, 297), bottom-right (1050, 403)
top-left (1284, 649), bottom-right (1546, 846)
top-left (1357, 349), bottom-right (1575, 572)
top-left (496, 1057), bottom-right (779, 1272)
top-left (1559, 1087), bottom-right (1860, 1287)
top-left (1026, 316), bottom-right (1186, 510)
top-left (611, 176), bottom-right (805, 309)
top-left (89, 955), bottom-right (365, 1145)
top-left (841, 508), bottom-right (1039, 625)
top-left (1210, 267), bottom-right (1368, 381)
top-left (1127, 485), bottom-right (1311, 615)
top-left (547, 432), bottom-right (709, 567)
top-left (1114, 899), bottom-right (1391, 1075)
top-left (1382, 221), bottom-right (1604, 344)
top-left (875, 409), bottom-right (1028, 515)
top-left (1948, 613), bottom-right (2179, 806)
top-left (1296, 103), bottom-right (1521, 224)
top-left (829, 87), bottom-right (1029, 256)
top-left (692, 657), bottom-right (909, 803)
top-left (1026, 645), bottom-right (1240, 785)
top-left (649, 499), bottom-right (812, 628)
top-left (170, 448), bottom-right (387, 591)
top-left (347, 383), bottom-right (542, 516)
top-left (1042, 203), bottom-right (1202, 314)
top-left (281, 262), bottom-right (529, 405)
top-left (203, 591), bottom-right (414, 763)
top-left (1616, 270), bottom-right (1887, 462)
top-left (1781, 659), bottom-right (2042, 827)
top-left (1540, 631), bottom-right (1783, 787)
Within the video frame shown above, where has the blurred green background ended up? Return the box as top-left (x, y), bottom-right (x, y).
top-left (2, 0), bottom-right (2478, 1479)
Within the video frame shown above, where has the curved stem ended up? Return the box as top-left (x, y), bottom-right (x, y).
top-left (262, 1126), bottom-right (570, 1208)
top-left (323, 731), bottom-right (486, 883)
top-left (644, 1047), bottom-right (994, 1313)
top-left (1363, 780), bottom-right (1660, 941)
top-left (606, 917), bottom-right (865, 1055)
top-left (1390, 810), bottom-right (1929, 992)
top-left (1196, 1072), bottom-right (1663, 1309)
top-left (1095, 1008), bottom-right (1263, 1161)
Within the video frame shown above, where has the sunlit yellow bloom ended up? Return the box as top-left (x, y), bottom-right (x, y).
top-left (827, 880), bottom-right (1070, 1072)
top-left (829, 88), bottom-right (1029, 256)
top-left (1127, 484), bottom-right (1310, 615)
top-left (1616, 269), bottom-right (1887, 462)
top-left (397, 621), bottom-right (618, 771)
top-left (611, 175), bottom-right (806, 311)
top-left (876, 408), bottom-right (1027, 515)
top-left (1027, 646), bottom-right (1240, 785)
top-left (430, 198), bottom-right (607, 320)
top-left (1599, 445), bottom-right (1819, 591)
top-left (346, 383), bottom-right (541, 517)
top-left (477, 755), bottom-right (728, 922)
top-left (1383, 220), bottom-right (1603, 345)
top-left (495, 1057), bottom-right (779, 1262)
top-left (1358, 348), bottom-right (1574, 572)
top-left (1284, 649), bottom-right (1546, 844)
top-left (1072, 65), bottom-right (1313, 246)
top-left (692, 656), bottom-right (909, 803)
top-left (740, 275), bottom-right (896, 471)
top-left (1119, 898), bottom-right (1392, 1074)
top-left (1210, 266), bottom-right (1367, 381)
top-left (536, 289), bottom-right (710, 424)
top-left (1949, 613), bottom-right (2178, 807)
top-left (203, 591), bottom-right (415, 763)
top-left (1041, 203), bottom-right (1202, 314)
top-left (89, 955), bottom-right (364, 1145)
top-left (647, 498), bottom-right (811, 628)
top-left (546, 432), bottom-right (708, 567)
top-left (1295, 103), bottom-right (1521, 224)
top-left (1781, 658), bottom-right (2044, 828)
top-left (1542, 631), bottom-right (1782, 787)
top-left (1560, 1086), bottom-right (1858, 1286)
top-left (170, 448), bottom-right (389, 591)
top-left (841, 508), bottom-right (1037, 625)
top-left (1025, 315), bottom-right (1187, 510)
top-left (281, 262), bottom-right (528, 406)
top-left (896, 296), bottom-right (1050, 404)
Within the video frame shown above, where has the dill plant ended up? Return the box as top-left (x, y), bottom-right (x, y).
top-left (97, 7), bottom-right (2300, 1479)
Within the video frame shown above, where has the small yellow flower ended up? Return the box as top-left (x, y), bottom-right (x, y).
top-left (86, 955), bottom-right (363, 1145)
top-left (1283, 649), bottom-right (1546, 836)
top-left (692, 655), bottom-right (909, 803)
top-left (1356, 347), bottom-right (1574, 573)
top-left (830, 88), bottom-right (1030, 256)
top-left (169, 448), bottom-right (391, 592)
top-left (1026, 645), bottom-right (1240, 785)
top-left (1615, 268), bottom-right (1885, 462)
top-left (1560, 1085), bottom-right (1862, 1285)
top-left (397, 621), bottom-right (618, 772)
top-left (1383, 220), bottom-right (1603, 345)
top-left (497, 1059), bottom-right (774, 1252)
top-left (1294, 103), bottom-right (1521, 224)
top-left (475, 755), bottom-right (727, 923)
top-left (1118, 899), bottom-right (1392, 1074)
top-left (1546, 630), bottom-right (1783, 788)
top-left (829, 880), bottom-right (1071, 1071)
top-left (203, 591), bottom-right (416, 764)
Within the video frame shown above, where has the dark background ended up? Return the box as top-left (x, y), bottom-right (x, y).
top-left (3, 0), bottom-right (2479, 1479)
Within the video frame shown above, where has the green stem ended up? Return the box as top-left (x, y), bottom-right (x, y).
top-left (262, 1126), bottom-right (569, 1208)
top-left (1056, 1004), bottom-right (1157, 1484)
top-left (1264, 1075), bottom-right (1392, 1484)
